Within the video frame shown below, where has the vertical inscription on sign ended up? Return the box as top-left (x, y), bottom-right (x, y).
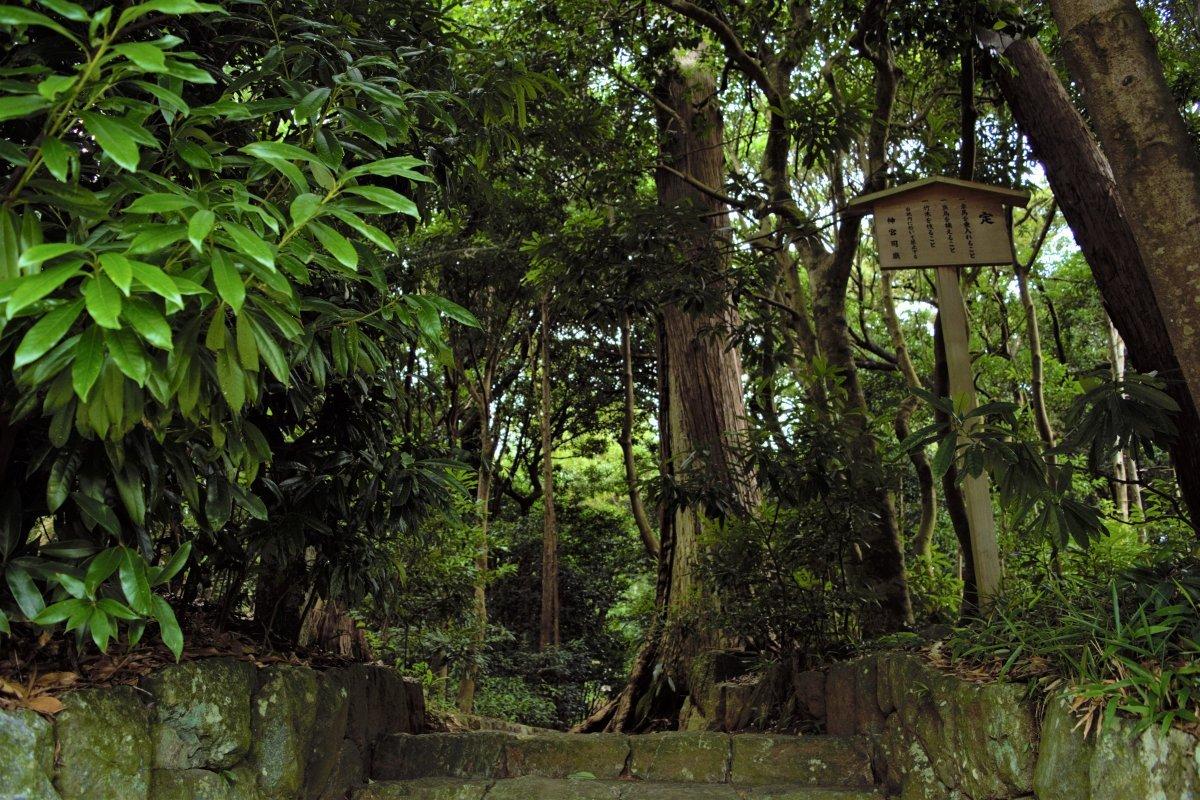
top-left (872, 186), bottom-right (1011, 270)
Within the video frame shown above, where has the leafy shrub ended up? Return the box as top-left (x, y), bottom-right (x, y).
top-left (0, 0), bottom-right (470, 654)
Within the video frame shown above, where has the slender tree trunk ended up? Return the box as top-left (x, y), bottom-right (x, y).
top-left (991, 35), bottom-right (1200, 526)
top-left (538, 295), bottom-right (560, 650)
top-left (1014, 205), bottom-right (1057, 448)
top-left (458, 383), bottom-right (491, 712)
top-left (1050, 0), bottom-right (1200, 412)
top-left (935, 314), bottom-right (979, 614)
top-left (620, 310), bottom-right (661, 559)
top-left (880, 273), bottom-right (937, 573)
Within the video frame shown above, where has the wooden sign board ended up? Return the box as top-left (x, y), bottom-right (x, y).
top-left (848, 176), bottom-right (1030, 270)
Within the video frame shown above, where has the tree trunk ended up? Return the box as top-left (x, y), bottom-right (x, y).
top-left (594, 50), bottom-right (759, 732)
top-left (1050, 0), bottom-right (1200, 412)
top-left (538, 294), bottom-right (560, 650)
top-left (1014, 213), bottom-right (1056, 449)
top-left (457, 383), bottom-right (491, 712)
top-left (991, 35), bottom-right (1200, 526)
top-left (880, 273), bottom-right (937, 573)
top-left (620, 310), bottom-right (661, 560)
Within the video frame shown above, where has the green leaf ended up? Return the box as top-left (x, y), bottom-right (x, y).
top-left (126, 193), bottom-right (195, 214)
top-left (37, 74), bottom-right (74, 100)
top-left (151, 594), bottom-right (183, 660)
top-left (0, 4), bottom-right (77, 38)
top-left (33, 598), bottom-right (84, 626)
top-left (240, 140), bottom-right (320, 164)
top-left (343, 185), bottom-right (420, 217)
top-left (46, 452), bottom-right (79, 512)
top-left (0, 608), bottom-right (8, 635)
top-left (80, 112), bottom-right (140, 172)
top-left (235, 312), bottom-right (258, 371)
top-left (327, 208), bottom-right (396, 253)
top-left (210, 250), bottom-right (245, 312)
top-left (83, 274), bottom-right (123, 328)
top-left (72, 324), bottom-right (104, 399)
top-left (0, 94), bottom-right (50, 124)
top-left (348, 155), bottom-right (432, 181)
top-left (113, 463), bottom-right (145, 526)
top-left (72, 492), bottom-right (121, 538)
top-left (41, 136), bottom-right (71, 181)
top-left (13, 297), bottom-right (83, 368)
top-left (118, 0), bottom-right (223, 28)
top-left (90, 607), bottom-right (113, 651)
top-left (97, 598), bottom-right (139, 620)
top-left (251, 316), bottom-right (289, 384)
top-left (18, 242), bottom-right (82, 269)
top-left (294, 87), bottom-right (330, 122)
top-left (7, 261), bottom-right (81, 314)
top-left (119, 548), bottom-right (152, 615)
top-left (104, 327), bottom-right (150, 384)
top-left (150, 542), bottom-right (191, 586)
top-left (122, 296), bottom-right (172, 350)
top-left (309, 221), bottom-right (358, 269)
top-left (129, 260), bottom-right (182, 307)
top-left (215, 348), bottom-right (245, 410)
top-left (933, 432), bottom-right (958, 479)
top-left (114, 42), bottom-right (166, 72)
top-left (6, 565), bottom-right (44, 619)
top-left (98, 252), bottom-right (133, 294)
top-left (84, 548), bottom-right (122, 597)
top-left (289, 193), bottom-right (322, 227)
top-left (187, 209), bottom-right (214, 251)
top-left (222, 223), bottom-right (274, 269)
top-left (35, 0), bottom-right (88, 21)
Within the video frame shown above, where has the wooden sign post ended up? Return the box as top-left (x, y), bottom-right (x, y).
top-left (846, 177), bottom-right (1030, 605)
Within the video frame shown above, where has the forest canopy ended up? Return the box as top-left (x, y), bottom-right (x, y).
top-left (2, 0), bottom-right (1200, 736)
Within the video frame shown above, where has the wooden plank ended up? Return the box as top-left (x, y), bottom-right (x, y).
top-left (847, 175), bottom-right (1031, 210)
top-left (934, 266), bottom-right (1002, 604)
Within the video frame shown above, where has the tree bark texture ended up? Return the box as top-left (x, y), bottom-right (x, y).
top-left (620, 311), bottom-right (661, 559)
top-left (538, 295), bottom-right (560, 650)
top-left (992, 35), bottom-right (1200, 526)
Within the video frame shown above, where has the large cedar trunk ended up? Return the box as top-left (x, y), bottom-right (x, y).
top-left (991, 35), bottom-right (1200, 525)
top-left (580, 50), bottom-right (758, 733)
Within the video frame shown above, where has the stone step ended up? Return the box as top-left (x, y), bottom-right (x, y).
top-left (370, 732), bottom-right (875, 789)
top-left (354, 777), bottom-right (886, 800)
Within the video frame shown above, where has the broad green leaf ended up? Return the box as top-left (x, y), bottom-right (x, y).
top-left (13, 297), bottom-right (83, 368)
top-left (7, 261), bottom-right (81, 314)
top-left (347, 155), bottom-right (432, 181)
top-left (84, 548), bottom-right (122, 596)
top-left (251, 316), bottom-right (289, 383)
top-left (222, 222), bottom-right (274, 269)
top-left (98, 252), bottom-right (133, 294)
top-left (121, 296), bottom-right (172, 349)
top-left (126, 193), bottom-right (195, 214)
top-left (46, 451), bottom-right (80, 511)
top-left (80, 112), bottom-right (141, 172)
top-left (6, 564), bottom-right (44, 619)
top-left (83, 274), bottom-right (123, 328)
top-left (235, 312), bottom-right (258, 371)
top-left (18, 242), bottom-right (82, 269)
top-left (132, 80), bottom-right (189, 117)
top-left (343, 185), bottom-right (419, 217)
top-left (129, 260), bottom-right (182, 306)
top-left (0, 5), bottom-right (77, 39)
top-left (41, 136), bottom-right (71, 181)
top-left (309, 221), bottom-right (358, 269)
top-left (90, 607), bottom-right (113, 651)
top-left (72, 324), bottom-right (104, 399)
top-left (36, 74), bottom-right (74, 100)
top-left (118, 0), bottom-right (223, 28)
top-left (151, 594), bottom-right (183, 660)
top-left (187, 208), bottom-right (214, 251)
top-left (210, 250), bottom-right (245, 312)
top-left (113, 463), bottom-right (145, 526)
top-left (0, 608), bottom-right (7, 635)
top-left (215, 348), bottom-right (245, 410)
top-left (289, 193), bottom-right (322, 227)
top-left (33, 598), bottom-right (84, 625)
top-left (119, 548), bottom-right (152, 615)
top-left (294, 87), bottom-right (330, 122)
top-left (35, 0), bottom-right (88, 21)
top-left (114, 42), bottom-right (166, 72)
top-left (104, 327), bottom-right (150, 384)
top-left (328, 208), bottom-right (396, 254)
top-left (150, 542), bottom-right (191, 586)
top-left (240, 140), bottom-right (320, 164)
top-left (97, 598), bottom-right (139, 620)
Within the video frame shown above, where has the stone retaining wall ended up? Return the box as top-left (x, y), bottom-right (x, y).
top-left (0, 658), bottom-right (424, 800)
top-left (746, 652), bottom-right (1200, 800)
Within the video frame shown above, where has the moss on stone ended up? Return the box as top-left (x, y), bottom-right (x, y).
top-left (0, 707), bottom-right (59, 800)
top-left (144, 657), bottom-right (255, 770)
top-left (504, 733), bottom-right (629, 780)
top-left (54, 686), bottom-right (152, 800)
top-left (249, 665), bottom-right (319, 800)
top-left (627, 732), bottom-right (730, 784)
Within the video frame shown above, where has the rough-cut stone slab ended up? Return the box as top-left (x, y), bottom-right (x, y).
top-left (486, 776), bottom-right (624, 799)
top-left (627, 733), bottom-right (730, 784)
top-left (730, 735), bottom-right (873, 788)
top-left (251, 664), bottom-right (320, 800)
top-left (353, 778), bottom-right (492, 799)
top-left (618, 783), bottom-right (739, 800)
top-left (55, 686), bottom-right (152, 800)
top-left (151, 768), bottom-right (233, 800)
top-left (504, 733), bottom-right (630, 779)
top-left (740, 789), bottom-right (884, 800)
top-left (144, 657), bottom-right (255, 770)
top-left (0, 707), bottom-right (59, 800)
top-left (372, 732), bottom-right (512, 780)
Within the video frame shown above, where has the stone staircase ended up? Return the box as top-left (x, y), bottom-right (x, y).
top-left (353, 731), bottom-right (886, 799)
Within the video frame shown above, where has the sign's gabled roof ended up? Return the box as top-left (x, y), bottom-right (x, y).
top-left (845, 176), bottom-right (1031, 212)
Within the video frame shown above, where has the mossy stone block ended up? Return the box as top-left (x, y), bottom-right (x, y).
top-left (627, 732), bottom-right (730, 784)
top-left (730, 735), bottom-right (872, 788)
top-left (352, 778), bottom-right (491, 799)
top-left (372, 732), bottom-right (512, 781)
top-left (0, 707), bottom-right (59, 800)
top-left (55, 686), bottom-right (152, 800)
top-left (504, 733), bottom-right (629, 779)
top-left (144, 657), bottom-right (255, 770)
top-left (250, 665), bottom-right (319, 800)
